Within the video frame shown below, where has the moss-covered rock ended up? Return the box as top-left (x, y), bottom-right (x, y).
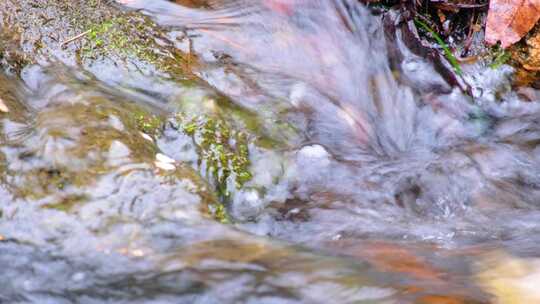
top-left (180, 114), bottom-right (252, 191)
top-left (510, 24), bottom-right (540, 87)
top-left (0, 0), bottom-right (298, 224)
top-left (174, 113), bottom-right (253, 222)
top-left (0, 74), bottom-right (218, 217)
top-left (0, 0), bottom-right (194, 79)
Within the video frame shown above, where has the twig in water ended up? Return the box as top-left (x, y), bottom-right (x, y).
top-left (61, 30), bottom-right (91, 47)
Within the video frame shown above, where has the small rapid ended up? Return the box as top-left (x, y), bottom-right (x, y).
top-left (123, 0), bottom-right (540, 247)
top-left (2, 0), bottom-right (540, 302)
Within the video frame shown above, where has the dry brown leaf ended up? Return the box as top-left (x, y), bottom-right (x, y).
top-left (485, 0), bottom-right (540, 48)
top-left (0, 97), bottom-right (8, 113)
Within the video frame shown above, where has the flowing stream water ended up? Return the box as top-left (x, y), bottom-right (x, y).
top-left (2, 0), bottom-right (540, 303)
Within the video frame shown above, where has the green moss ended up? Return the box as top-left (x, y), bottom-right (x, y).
top-left (489, 46), bottom-right (512, 69)
top-left (133, 110), bottom-right (163, 136)
top-left (183, 121), bottom-right (198, 136)
top-left (209, 202), bottom-right (230, 224)
top-left (0, 0), bottom-right (197, 77)
top-left (186, 115), bottom-right (251, 190)
top-left (81, 18), bottom-right (126, 59)
top-left (177, 113), bottom-right (253, 222)
top-left (79, 15), bottom-right (191, 77)
top-left (177, 94), bottom-right (299, 151)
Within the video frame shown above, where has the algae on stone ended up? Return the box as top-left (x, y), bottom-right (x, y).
top-left (0, 0), bottom-right (194, 80)
top-left (0, 0), bottom-right (296, 224)
top-left (0, 76), bottom-right (217, 215)
top-left (175, 112), bottom-right (256, 223)
top-left (78, 14), bottom-right (193, 78)
top-left (177, 113), bottom-right (252, 196)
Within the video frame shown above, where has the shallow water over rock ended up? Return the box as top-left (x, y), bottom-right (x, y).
top-left (3, 0), bottom-right (540, 303)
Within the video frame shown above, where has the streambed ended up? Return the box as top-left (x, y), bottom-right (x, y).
top-left (1, 0), bottom-right (540, 303)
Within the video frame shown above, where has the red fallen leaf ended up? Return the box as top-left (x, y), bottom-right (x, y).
top-left (485, 0), bottom-right (540, 48)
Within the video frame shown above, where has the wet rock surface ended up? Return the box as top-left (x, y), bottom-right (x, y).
top-left (2, 0), bottom-right (540, 303)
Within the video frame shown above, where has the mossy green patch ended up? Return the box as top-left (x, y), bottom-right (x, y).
top-left (489, 46), bottom-right (512, 69)
top-left (133, 110), bottom-right (163, 137)
top-left (177, 113), bottom-right (254, 222)
top-left (0, 0), bottom-right (197, 78)
top-left (79, 14), bottom-right (192, 78)
top-left (209, 202), bottom-right (230, 224)
top-left (179, 114), bottom-right (252, 193)
top-left (177, 94), bottom-right (299, 151)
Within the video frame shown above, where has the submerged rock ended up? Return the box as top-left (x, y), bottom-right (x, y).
top-left (0, 67), bottom-right (219, 237)
top-left (0, 70), bottom-right (405, 304)
top-left (4, 1), bottom-right (540, 303)
top-left (0, 0), bottom-right (300, 221)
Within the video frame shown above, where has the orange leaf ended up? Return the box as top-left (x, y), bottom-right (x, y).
top-left (485, 0), bottom-right (540, 48)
